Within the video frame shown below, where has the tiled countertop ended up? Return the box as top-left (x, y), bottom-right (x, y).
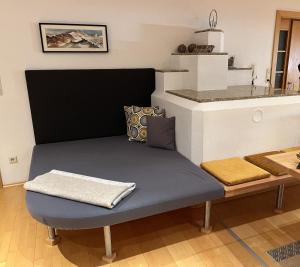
top-left (166, 86), bottom-right (300, 103)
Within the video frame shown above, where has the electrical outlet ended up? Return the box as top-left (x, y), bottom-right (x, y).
top-left (9, 157), bottom-right (18, 164)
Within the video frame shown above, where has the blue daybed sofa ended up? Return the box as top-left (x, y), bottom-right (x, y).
top-left (25, 68), bottom-right (224, 261)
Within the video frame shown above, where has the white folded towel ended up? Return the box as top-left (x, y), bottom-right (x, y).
top-left (24, 170), bottom-right (136, 209)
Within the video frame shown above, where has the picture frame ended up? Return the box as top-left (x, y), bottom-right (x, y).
top-left (39, 23), bottom-right (109, 53)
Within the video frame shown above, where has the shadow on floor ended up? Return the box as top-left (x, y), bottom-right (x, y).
top-left (56, 185), bottom-right (300, 266)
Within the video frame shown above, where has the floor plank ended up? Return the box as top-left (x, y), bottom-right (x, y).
top-left (0, 185), bottom-right (299, 266)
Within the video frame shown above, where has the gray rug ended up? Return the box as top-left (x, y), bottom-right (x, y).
top-left (267, 241), bottom-right (300, 267)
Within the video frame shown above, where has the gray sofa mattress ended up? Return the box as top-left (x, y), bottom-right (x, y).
top-left (26, 136), bottom-right (224, 229)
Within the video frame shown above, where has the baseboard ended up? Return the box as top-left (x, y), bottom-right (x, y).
top-left (3, 182), bottom-right (25, 188)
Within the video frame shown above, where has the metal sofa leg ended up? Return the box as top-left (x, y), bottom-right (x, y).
top-left (102, 226), bottom-right (116, 263)
top-left (201, 201), bottom-right (213, 234)
top-left (274, 184), bottom-right (285, 214)
top-left (46, 226), bottom-right (61, 246)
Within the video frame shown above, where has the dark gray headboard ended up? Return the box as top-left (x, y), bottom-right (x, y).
top-left (25, 68), bottom-right (155, 144)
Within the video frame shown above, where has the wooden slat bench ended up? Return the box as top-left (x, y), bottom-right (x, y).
top-left (199, 152), bottom-right (299, 233)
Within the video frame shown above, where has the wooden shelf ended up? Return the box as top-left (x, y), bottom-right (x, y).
top-left (156, 69), bottom-right (189, 73)
top-left (171, 52), bottom-right (228, 56)
top-left (228, 67), bottom-right (252, 71)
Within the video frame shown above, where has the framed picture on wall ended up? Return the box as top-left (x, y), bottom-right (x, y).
top-left (39, 23), bottom-right (109, 53)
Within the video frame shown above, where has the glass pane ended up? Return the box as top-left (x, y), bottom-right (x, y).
top-left (278, 31), bottom-right (288, 51)
top-left (276, 52), bottom-right (286, 71)
top-left (275, 73), bottom-right (283, 89)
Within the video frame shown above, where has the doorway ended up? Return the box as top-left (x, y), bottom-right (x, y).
top-left (271, 10), bottom-right (300, 91)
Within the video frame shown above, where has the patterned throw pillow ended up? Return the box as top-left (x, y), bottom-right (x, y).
top-left (124, 106), bottom-right (165, 142)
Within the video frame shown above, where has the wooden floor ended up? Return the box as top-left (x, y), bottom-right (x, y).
top-left (0, 185), bottom-right (300, 267)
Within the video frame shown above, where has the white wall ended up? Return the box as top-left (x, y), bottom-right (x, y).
top-left (1, 0), bottom-right (300, 185)
top-left (201, 101), bottom-right (300, 163)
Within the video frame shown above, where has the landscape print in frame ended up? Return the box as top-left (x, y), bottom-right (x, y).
top-left (39, 23), bottom-right (108, 53)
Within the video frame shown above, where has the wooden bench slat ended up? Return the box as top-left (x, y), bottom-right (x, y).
top-left (224, 174), bottom-right (296, 198)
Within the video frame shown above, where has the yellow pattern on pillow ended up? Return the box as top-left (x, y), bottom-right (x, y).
top-left (124, 106), bottom-right (165, 142)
